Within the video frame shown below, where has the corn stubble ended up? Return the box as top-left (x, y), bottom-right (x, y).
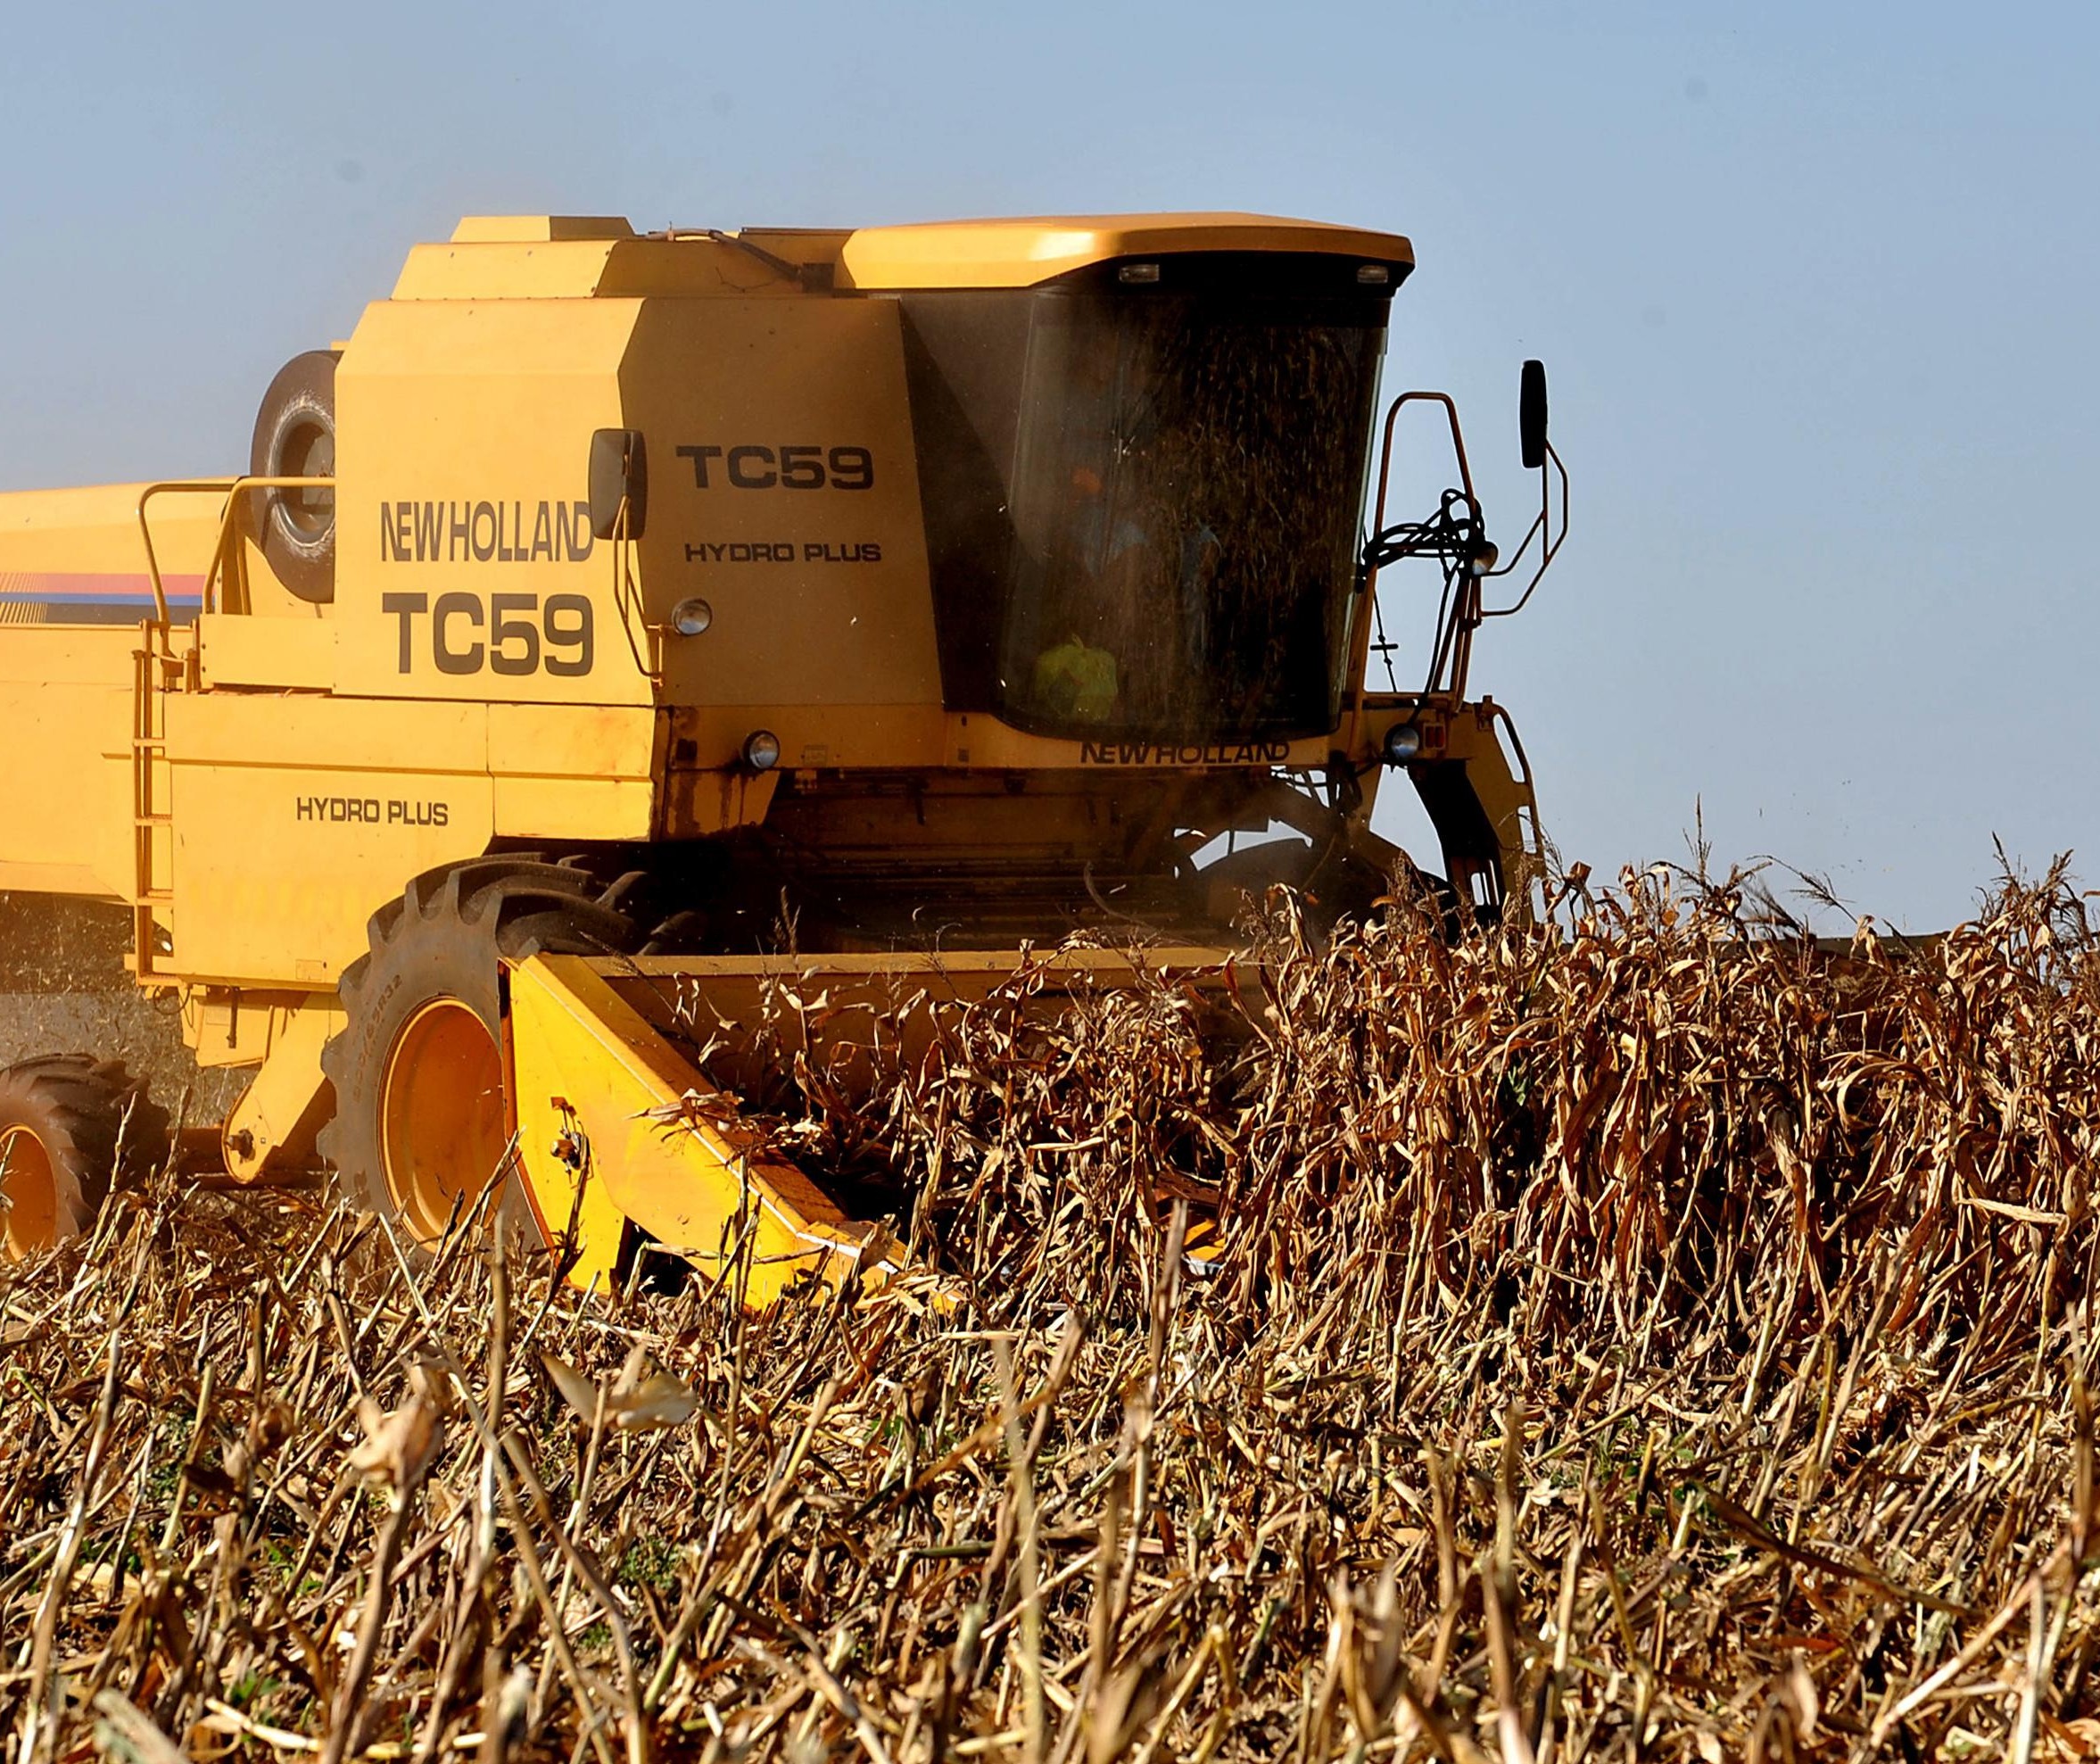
top-left (4, 864), bottom-right (2097, 1762)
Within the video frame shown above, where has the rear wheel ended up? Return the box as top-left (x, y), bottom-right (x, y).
top-left (318, 861), bottom-right (637, 1248)
top-left (0, 1056), bottom-right (169, 1260)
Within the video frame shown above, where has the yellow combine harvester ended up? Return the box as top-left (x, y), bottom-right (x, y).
top-left (0, 211), bottom-right (1565, 1296)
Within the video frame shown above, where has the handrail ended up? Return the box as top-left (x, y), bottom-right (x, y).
top-left (1345, 392), bottom-right (1477, 757)
top-left (135, 475), bottom-right (333, 625)
top-left (135, 481), bottom-right (235, 626)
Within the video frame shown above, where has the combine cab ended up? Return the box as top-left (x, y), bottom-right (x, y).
top-left (0, 211), bottom-right (1564, 1290)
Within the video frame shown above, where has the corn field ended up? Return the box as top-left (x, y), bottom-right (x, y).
top-left (3, 863), bottom-right (2096, 1762)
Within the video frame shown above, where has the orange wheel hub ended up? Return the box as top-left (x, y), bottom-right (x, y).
top-left (379, 999), bottom-right (508, 1242)
top-left (0, 1126), bottom-right (58, 1260)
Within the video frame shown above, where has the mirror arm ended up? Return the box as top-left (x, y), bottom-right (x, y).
top-left (1481, 441), bottom-right (1568, 619)
top-left (1484, 424), bottom-right (1554, 579)
top-left (1483, 509), bottom-right (1545, 581)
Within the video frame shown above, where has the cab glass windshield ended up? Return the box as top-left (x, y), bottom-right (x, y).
top-left (900, 261), bottom-right (1389, 743)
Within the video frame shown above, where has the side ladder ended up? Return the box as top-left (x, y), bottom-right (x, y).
top-left (123, 472), bottom-right (333, 976)
top-left (129, 625), bottom-right (182, 982)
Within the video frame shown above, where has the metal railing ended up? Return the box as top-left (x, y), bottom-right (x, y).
top-left (134, 475), bottom-right (332, 625)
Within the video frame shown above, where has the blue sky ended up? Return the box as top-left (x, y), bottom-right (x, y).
top-left (3, 1), bottom-right (2092, 928)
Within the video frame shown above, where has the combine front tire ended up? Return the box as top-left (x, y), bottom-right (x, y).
top-left (318, 861), bottom-right (635, 1248)
top-left (0, 1057), bottom-right (168, 1260)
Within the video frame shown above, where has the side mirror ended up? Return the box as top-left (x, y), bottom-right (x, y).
top-left (589, 428), bottom-right (648, 540)
top-left (1518, 360), bottom-right (1549, 471)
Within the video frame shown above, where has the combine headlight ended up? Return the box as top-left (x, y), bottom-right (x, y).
top-left (1382, 722), bottom-right (1423, 766)
top-left (670, 596), bottom-right (713, 637)
top-left (742, 730), bottom-right (781, 772)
